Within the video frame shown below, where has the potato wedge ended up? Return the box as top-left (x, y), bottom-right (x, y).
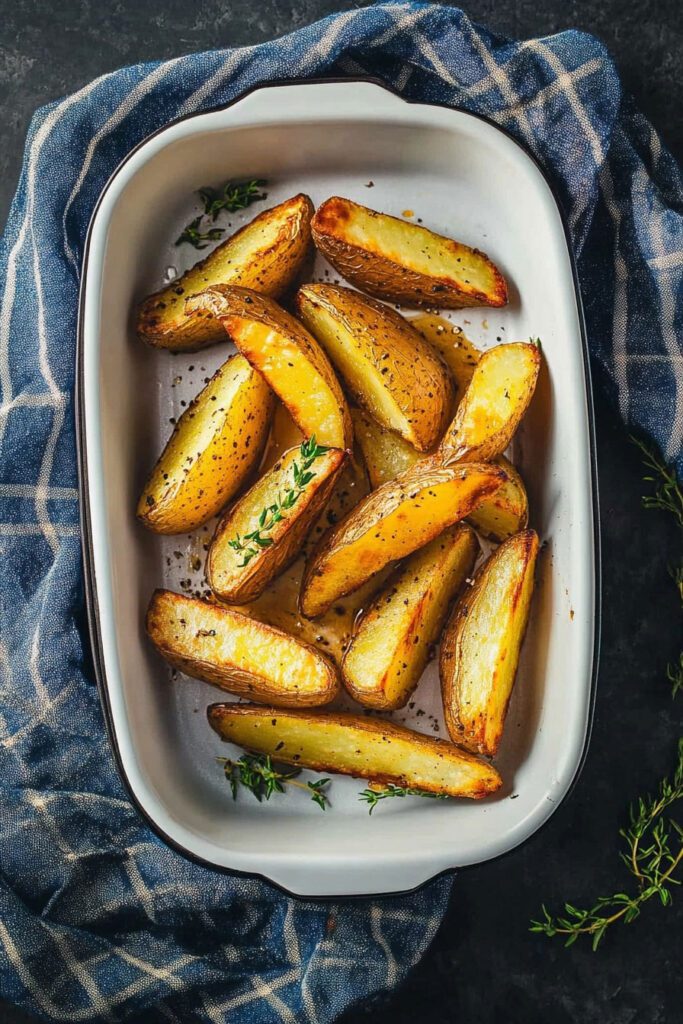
top-left (136, 354), bottom-right (273, 534)
top-left (300, 460), bottom-right (506, 618)
top-left (467, 456), bottom-right (529, 542)
top-left (296, 284), bottom-right (452, 452)
top-left (410, 313), bottom-right (481, 412)
top-left (229, 556), bottom-right (385, 666)
top-left (207, 442), bottom-right (346, 604)
top-left (137, 193), bottom-right (314, 350)
top-left (186, 286), bottom-right (352, 449)
top-left (311, 197), bottom-right (507, 308)
top-left (343, 524), bottom-right (478, 709)
top-left (146, 589), bottom-right (339, 706)
top-left (440, 529), bottom-right (539, 755)
top-left (261, 400), bottom-right (306, 472)
top-left (350, 407), bottom-right (421, 488)
top-left (440, 342), bottom-right (541, 464)
top-left (208, 703), bottom-right (502, 798)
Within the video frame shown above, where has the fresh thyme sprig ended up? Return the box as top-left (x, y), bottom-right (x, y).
top-left (533, 438), bottom-right (682, 948)
top-left (631, 434), bottom-right (683, 529)
top-left (175, 216), bottom-right (224, 249)
top-left (228, 436), bottom-right (330, 567)
top-left (199, 178), bottom-right (267, 220)
top-left (217, 754), bottom-right (330, 811)
top-left (531, 740), bottom-right (683, 949)
top-left (359, 784), bottom-right (449, 815)
top-left (175, 179), bottom-right (268, 249)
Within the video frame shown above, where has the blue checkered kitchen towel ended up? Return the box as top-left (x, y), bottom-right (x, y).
top-left (1, 3), bottom-right (681, 1022)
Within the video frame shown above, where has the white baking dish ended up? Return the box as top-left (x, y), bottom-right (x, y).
top-left (77, 79), bottom-right (599, 897)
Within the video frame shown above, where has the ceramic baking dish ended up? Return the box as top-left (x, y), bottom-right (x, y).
top-left (77, 79), bottom-right (600, 897)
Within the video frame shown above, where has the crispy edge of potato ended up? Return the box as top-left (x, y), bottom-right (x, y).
top-left (146, 589), bottom-right (340, 707)
top-left (440, 342), bottom-right (541, 464)
top-left (350, 407), bottom-right (422, 489)
top-left (296, 283), bottom-right (453, 452)
top-left (207, 703), bottom-right (502, 798)
top-left (186, 285), bottom-right (353, 449)
top-left (466, 455), bottom-right (529, 542)
top-left (137, 193), bottom-right (314, 351)
top-left (342, 524), bottom-right (479, 710)
top-left (439, 529), bottom-right (539, 755)
top-left (207, 446), bottom-right (347, 604)
top-left (311, 196), bottom-right (508, 309)
top-left (300, 459), bottom-right (506, 618)
top-left (136, 354), bottom-right (274, 534)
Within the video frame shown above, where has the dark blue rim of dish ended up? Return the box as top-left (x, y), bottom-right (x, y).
top-left (75, 75), bottom-right (602, 903)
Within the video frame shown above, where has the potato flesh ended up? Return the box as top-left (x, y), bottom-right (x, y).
top-left (341, 208), bottom-right (498, 295)
top-left (137, 194), bottom-right (313, 349)
top-left (146, 590), bottom-right (338, 705)
top-left (440, 530), bottom-right (539, 755)
top-left (208, 704), bottom-right (502, 798)
top-left (351, 408), bottom-right (421, 488)
top-left (297, 284), bottom-right (452, 452)
top-left (208, 446), bottom-right (345, 603)
top-left (467, 456), bottom-right (529, 542)
top-left (343, 525), bottom-right (478, 709)
top-left (300, 462), bottom-right (505, 618)
top-left (137, 354), bottom-right (273, 534)
top-left (441, 342), bottom-right (541, 463)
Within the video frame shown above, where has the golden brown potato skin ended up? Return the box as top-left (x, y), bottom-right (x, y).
top-left (440, 342), bottom-right (541, 465)
top-left (136, 354), bottom-right (273, 534)
top-left (440, 529), bottom-right (539, 756)
top-left (146, 590), bottom-right (339, 707)
top-left (207, 445), bottom-right (346, 604)
top-left (137, 193), bottom-right (314, 351)
top-left (409, 314), bottom-right (481, 415)
top-left (208, 703), bottom-right (502, 798)
top-left (186, 286), bottom-right (353, 450)
top-left (311, 196), bottom-right (508, 308)
top-left (296, 284), bottom-right (452, 452)
top-left (300, 459), bottom-right (506, 618)
top-left (342, 524), bottom-right (479, 710)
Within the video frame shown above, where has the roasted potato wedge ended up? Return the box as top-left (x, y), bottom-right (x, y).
top-left (137, 193), bottom-right (314, 350)
top-left (410, 313), bottom-right (481, 412)
top-left (440, 529), bottom-right (539, 755)
top-left (186, 286), bottom-right (352, 449)
top-left (343, 524), bottom-right (478, 709)
top-left (440, 342), bottom-right (541, 464)
top-left (311, 197), bottom-right (508, 309)
top-left (300, 460), bottom-right (506, 618)
top-left (467, 455), bottom-right (529, 542)
top-left (146, 589), bottom-right (339, 706)
top-left (137, 354), bottom-right (273, 534)
top-left (229, 556), bottom-right (386, 666)
top-left (351, 408), bottom-right (421, 488)
top-left (208, 442), bottom-right (346, 604)
top-left (296, 283), bottom-right (452, 452)
top-left (208, 703), bottom-right (502, 798)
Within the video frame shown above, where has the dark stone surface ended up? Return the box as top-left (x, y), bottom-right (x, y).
top-left (0, 3), bottom-right (680, 1023)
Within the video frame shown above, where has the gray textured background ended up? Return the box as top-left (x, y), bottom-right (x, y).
top-left (0, 3), bottom-right (681, 1023)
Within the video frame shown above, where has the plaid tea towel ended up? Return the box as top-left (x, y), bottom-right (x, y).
top-left (1, 3), bottom-right (681, 1022)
